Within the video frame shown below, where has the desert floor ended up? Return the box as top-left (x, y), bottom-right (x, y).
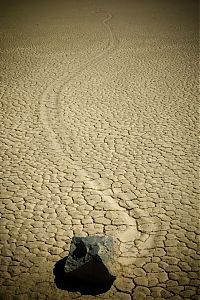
top-left (0, 0), bottom-right (199, 299)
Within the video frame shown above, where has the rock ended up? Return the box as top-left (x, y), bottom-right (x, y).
top-left (63, 235), bottom-right (118, 293)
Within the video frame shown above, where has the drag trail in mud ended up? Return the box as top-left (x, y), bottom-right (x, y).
top-left (0, 1), bottom-right (199, 299)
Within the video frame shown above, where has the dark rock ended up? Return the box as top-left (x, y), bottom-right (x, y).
top-left (63, 235), bottom-right (118, 293)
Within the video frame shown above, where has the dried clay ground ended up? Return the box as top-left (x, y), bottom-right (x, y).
top-left (0, 0), bottom-right (199, 299)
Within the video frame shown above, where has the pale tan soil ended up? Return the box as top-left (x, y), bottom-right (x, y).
top-left (0, 0), bottom-right (199, 299)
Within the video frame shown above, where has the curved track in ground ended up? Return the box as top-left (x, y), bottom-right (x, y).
top-left (0, 1), bottom-right (199, 299)
top-left (39, 11), bottom-right (158, 270)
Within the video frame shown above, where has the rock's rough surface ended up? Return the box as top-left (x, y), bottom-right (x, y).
top-left (64, 235), bottom-right (118, 285)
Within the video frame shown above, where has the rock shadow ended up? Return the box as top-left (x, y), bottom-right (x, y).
top-left (53, 257), bottom-right (115, 295)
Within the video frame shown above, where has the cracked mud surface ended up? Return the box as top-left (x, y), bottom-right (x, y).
top-left (0, 0), bottom-right (199, 299)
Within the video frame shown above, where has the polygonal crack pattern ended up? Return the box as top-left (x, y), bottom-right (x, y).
top-left (0, 0), bottom-right (199, 299)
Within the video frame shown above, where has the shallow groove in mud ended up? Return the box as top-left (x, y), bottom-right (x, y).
top-left (1, 1), bottom-right (198, 299)
top-left (39, 11), bottom-right (158, 264)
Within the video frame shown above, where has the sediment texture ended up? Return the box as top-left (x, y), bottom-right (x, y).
top-left (0, 0), bottom-right (199, 299)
